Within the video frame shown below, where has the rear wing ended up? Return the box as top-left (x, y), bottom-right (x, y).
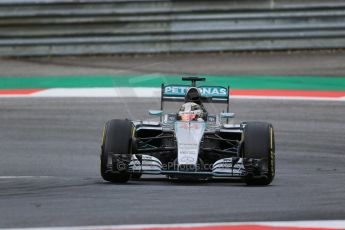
top-left (160, 84), bottom-right (230, 112)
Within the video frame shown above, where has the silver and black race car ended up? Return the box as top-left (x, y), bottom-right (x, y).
top-left (100, 77), bottom-right (275, 185)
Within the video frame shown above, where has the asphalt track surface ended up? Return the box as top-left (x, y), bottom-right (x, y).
top-left (0, 98), bottom-right (344, 228)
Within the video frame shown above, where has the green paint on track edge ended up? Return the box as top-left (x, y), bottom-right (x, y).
top-left (0, 75), bottom-right (345, 91)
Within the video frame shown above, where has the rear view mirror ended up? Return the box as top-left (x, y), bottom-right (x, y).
top-left (149, 110), bottom-right (163, 116)
top-left (220, 112), bottom-right (235, 119)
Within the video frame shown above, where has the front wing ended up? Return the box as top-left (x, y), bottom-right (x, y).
top-left (128, 154), bottom-right (246, 178)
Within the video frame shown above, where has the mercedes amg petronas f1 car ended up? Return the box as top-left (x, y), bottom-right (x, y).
top-left (100, 77), bottom-right (275, 185)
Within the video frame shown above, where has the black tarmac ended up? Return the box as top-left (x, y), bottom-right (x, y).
top-left (0, 98), bottom-right (344, 228)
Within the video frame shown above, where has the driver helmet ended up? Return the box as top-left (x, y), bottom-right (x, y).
top-left (178, 102), bottom-right (204, 121)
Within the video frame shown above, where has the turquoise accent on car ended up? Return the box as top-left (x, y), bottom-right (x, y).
top-left (163, 85), bottom-right (228, 98)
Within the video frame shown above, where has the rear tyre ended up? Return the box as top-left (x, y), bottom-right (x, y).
top-left (100, 119), bottom-right (132, 183)
top-left (243, 122), bottom-right (275, 186)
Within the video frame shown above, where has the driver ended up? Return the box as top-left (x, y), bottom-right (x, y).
top-left (177, 102), bottom-right (204, 121)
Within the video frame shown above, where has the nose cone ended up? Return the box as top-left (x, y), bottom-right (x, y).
top-left (175, 121), bottom-right (205, 167)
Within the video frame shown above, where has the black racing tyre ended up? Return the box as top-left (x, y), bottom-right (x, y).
top-left (131, 173), bottom-right (142, 179)
top-left (243, 122), bottom-right (275, 186)
top-left (100, 119), bottom-right (132, 183)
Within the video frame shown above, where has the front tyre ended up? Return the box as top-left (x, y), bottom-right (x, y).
top-left (131, 173), bottom-right (142, 179)
top-left (243, 122), bottom-right (275, 186)
top-left (100, 119), bottom-right (132, 183)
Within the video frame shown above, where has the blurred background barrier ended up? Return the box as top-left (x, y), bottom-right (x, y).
top-left (0, 0), bottom-right (345, 56)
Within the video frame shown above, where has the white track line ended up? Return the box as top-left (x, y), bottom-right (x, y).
top-left (231, 95), bottom-right (345, 101)
top-left (31, 87), bottom-right (161, 98)
top-left (0, 176), bottom-right (53, 179)
top-left (0, 88), bottom-right (344, 101)
top-left (3, 220), bottom-right (345, 230)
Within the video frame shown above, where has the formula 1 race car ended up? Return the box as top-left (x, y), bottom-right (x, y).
top-left (100, 77), bottom-right (275, 185)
